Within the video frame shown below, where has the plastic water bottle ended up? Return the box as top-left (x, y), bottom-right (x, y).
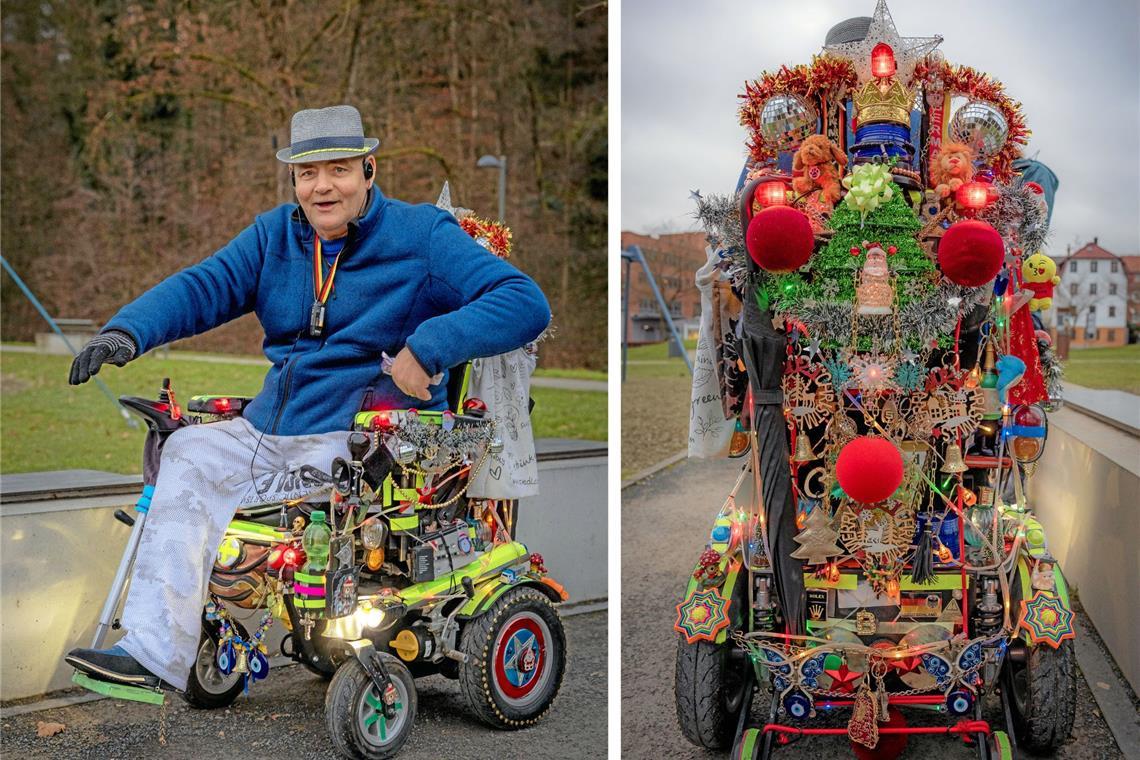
top-left (302, 511), bottom-right (331, 573)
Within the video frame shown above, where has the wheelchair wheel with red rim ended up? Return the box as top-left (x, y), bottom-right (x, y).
top-left (458, 586), bottom-right (566, 728)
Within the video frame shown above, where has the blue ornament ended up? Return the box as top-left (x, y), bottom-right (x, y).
top-left (937, 515), bottom-right (961, 560)
top-left (783, 690), bottom-right (812, 719)
top-left (249, 650), bottom-right (270, 681)
top-left (217, 641), bottom-right (236, 675)
top-left (996, 355), bottom-right (1026, 405)
top-left (920, 653), bottom-right (952, 689)
top-left (800, 652), bottom-right (826, 689)
top-left (958, 642), bottom-right (984, 671)
top-left (946, 689), bottom-right (974, 716)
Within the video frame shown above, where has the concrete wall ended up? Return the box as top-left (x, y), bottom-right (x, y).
top-left (0, 446), bottom-right (607, 702)
top-left (1027, 408), bottom-right (1140, 693)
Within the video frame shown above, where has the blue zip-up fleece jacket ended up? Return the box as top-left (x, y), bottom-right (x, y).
top-left (104, 189), bottom-right (550, 435)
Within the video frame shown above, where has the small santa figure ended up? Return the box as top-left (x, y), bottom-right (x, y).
top-left (854, 241), bottom-right (896, 315)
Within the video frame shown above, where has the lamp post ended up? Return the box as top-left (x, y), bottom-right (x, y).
top-left (476, 154), bottom-right (507, 223)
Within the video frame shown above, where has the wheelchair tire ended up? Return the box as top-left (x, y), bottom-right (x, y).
top-left (458, 586), bottom-right (566, 728)
top-left (326, 654), bottom-right (416, 760)
top-left (182, 620), bottom-right (246, 710)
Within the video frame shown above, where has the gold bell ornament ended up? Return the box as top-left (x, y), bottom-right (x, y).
top-left (792, 432), bottom-right (816, 463)
top-left (941, 442), bottom-right (967, 473)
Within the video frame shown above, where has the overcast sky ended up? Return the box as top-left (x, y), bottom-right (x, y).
top-left (621, 0), bottom-right (1140, 257)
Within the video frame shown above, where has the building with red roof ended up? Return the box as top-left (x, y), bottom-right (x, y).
top-left (1053, 239), bottom-right (1130, 347)
top-left (621, 231), bottom-right (709, 345)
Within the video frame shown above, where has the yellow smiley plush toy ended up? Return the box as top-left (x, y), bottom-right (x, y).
top-left (1021, 252), bottom-right (1060, 311)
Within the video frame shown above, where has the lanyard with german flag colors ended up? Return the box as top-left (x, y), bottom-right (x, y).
top-left (309, 237), bottom-right (343, 338)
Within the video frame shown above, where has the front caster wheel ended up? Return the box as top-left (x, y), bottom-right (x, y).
top-left (182, 621), bottom-right (246, 710)
top-left (458, 586), bottom-right (567, 728)
top-left (326, 654), bottom-right (417, 760)
top-left (732, 726), bottom-right (773, 760)
top-left (987, 730), bottom-right (1015, 759)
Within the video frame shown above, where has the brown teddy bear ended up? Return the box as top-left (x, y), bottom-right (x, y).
top-left (792, 135), bottom-right (847, 207)
top-left (930, 142), bottom-right (974, 198)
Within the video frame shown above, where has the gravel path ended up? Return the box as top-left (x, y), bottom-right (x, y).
top-left (621, 374), bottom-right (691, 476)
top-left (2, 611), bottom-right (606, 760)
top-left (622, 456), bottom-right (1126, 759)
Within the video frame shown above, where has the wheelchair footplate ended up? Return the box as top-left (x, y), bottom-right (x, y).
top-left (72, 671), bottom-right (166, 705)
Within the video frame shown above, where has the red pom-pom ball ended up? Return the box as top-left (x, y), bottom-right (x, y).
top-left (851, 706), bottom-right (908, 760)
top-left (746, 206), bottom-right (814, 272)
top-left (836, 436), bottom-right (904, 504)
top-left (938, 219), bottom-right (1004, 287)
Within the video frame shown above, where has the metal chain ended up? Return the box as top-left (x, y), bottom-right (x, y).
top-left (397, 439), bottom-right (492, 511)
top-left (158, 697), bottom-right (168, 746)
top-left (732, 629), bottom-right (991, 698)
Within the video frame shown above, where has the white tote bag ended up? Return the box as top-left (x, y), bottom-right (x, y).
top-left (466, 347), bottom-right (540, 498)
top-left (688, 246), bottom-right (734, 458)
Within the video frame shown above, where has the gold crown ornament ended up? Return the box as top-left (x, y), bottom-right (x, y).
top-left (853, 77), bottom-right (913, 129)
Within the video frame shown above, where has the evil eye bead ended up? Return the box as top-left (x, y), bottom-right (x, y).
top-left (217, 641), bottom-right (236, 675)
top-left (946, 688), bottom-right (974, 716)
top-left (783, 690), bottom-right (812, 719)
top-left (249, 650), bottom-right (270, 681)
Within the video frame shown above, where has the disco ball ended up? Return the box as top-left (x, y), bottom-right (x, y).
top-left (759, 94), bottom-right (817, 152)
top-left (897, 623), bottom-right (952, 690)
top-left (949, 101), bottom-right (1009, 160)
top-left (816, 627), bottom-right (868, 691)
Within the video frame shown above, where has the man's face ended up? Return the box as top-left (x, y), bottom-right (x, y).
top-left (294, 157), bottom-right (373, 240)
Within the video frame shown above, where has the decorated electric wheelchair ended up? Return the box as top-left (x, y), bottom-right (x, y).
top-left (674, 3), bottom-right (1074, 758)
top-left (73, 207), bottom-right (567, 760)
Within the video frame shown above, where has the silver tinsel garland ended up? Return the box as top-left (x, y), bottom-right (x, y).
top-left (692, 191), bottom-right (750, 289)
top-left (781, 282), bottom-right (989, 350)
top-left (1039, 343), bottom-right (1064, 400)
top-left (979, 181), bottom-right (1049, 254)
top-left (393, 417), bottom-right (495, 459)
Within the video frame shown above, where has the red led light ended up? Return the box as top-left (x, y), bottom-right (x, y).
top-left (956, 181), bottom-right (991, 211)
top-left (463, 398), bottom-right (488, 415)
top-left (371, 410), bottom-right (396, 430)
top-left (871, 43), bottom-right (896, 79)
top-left (214, 398), bottom-right (231, 413)
top-left (757, 180), bottom-right (788, 207)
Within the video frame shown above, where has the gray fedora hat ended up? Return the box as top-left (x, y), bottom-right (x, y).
top-left (276, 105), bottom-right (380, 164)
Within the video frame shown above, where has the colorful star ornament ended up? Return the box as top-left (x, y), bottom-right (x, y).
top-left (1017, 590), bottom-right (1075, 648)
top-left (822, 0), bottom-right (942, 84)
top-left (674, 587), bottom-right (732, 644)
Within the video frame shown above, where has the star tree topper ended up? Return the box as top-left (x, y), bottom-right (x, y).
top-left (822, 0), bottom-right (942, 84)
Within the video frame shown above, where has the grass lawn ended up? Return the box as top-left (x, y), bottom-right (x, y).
top-left (1063, 344), bottom-right (1140, 395)
top-left (624, 338), bottom-right (698, 361)
top-left (0, 349), bottom-right (605, 475)
top-left (533, 367), bottom-right (606, 381)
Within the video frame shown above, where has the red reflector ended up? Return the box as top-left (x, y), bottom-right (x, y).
top-left (371, 411), bottom-right (396, 430)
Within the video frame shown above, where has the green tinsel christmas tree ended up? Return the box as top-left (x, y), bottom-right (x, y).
top-left (756, 165), bottom-right (945, 351)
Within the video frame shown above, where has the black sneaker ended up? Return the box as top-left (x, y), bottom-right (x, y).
top-left (65, 645), bottom-right (173, 690)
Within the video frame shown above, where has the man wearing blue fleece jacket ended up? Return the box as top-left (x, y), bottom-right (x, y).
top-left (64, 105), bottom-right (550, 691)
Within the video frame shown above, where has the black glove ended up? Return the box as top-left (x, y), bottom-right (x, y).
top-left (69, 330), bottom-right (138, 385)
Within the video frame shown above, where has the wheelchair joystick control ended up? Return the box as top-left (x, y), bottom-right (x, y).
top-left (347, 431), bottom-right (370, 463)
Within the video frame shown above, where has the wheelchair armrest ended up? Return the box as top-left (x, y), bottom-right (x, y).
top-left (446, 362), bottom-right (471, 413)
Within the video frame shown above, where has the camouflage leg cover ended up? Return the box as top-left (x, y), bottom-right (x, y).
top-left (117, 417), bottom-right (348, 690)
